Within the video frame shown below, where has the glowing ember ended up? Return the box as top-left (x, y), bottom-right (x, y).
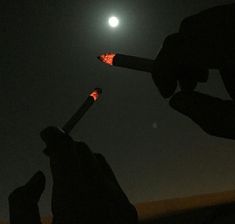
top-left (89, 88), bottom-right (102, 101)
top-left (98, 53), bottom-right (116, 65)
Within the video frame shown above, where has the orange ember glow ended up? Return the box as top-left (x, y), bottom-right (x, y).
top-left (98, 53), bottom-right (116, 65)
top-left (89, 89), bottom-right (101, 101)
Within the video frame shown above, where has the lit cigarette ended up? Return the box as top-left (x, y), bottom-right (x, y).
top-left (62, 88), bottom-right (102, 133)
top-left (97, 52), bottom-right (155, 73)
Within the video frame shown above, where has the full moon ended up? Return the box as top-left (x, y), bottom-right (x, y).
top-left (108, 16), bottom-right (119, 28)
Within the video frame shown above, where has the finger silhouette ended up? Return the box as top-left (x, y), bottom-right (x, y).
top-left (9, 171), bottom-right (45, 224)
top-left (170, 91), bottom-right (235, 139)
top-left (153, 33), bottom-right (211, 98)
top-left (40, 126), bottom-right (73, 156)
top-left (178, 68), bottom-right (209, 92)
top-left (153, 4), bottom-right (235, 99)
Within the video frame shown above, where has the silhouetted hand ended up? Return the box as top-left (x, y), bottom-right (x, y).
top-left (41, 126), bottom-right (137, 224)
top-left (152, 4), bottom-right (235, 139)
top-left (8, 171), bottom-right (45, 224)
top-left (9, 127), bottom-right (137, 224)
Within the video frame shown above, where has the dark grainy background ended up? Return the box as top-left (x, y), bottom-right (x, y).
top-left (1, 0), bottom-right (235, 219)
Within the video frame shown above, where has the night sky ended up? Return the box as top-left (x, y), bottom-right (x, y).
top-left (2, 0), bottom-right (235, 219)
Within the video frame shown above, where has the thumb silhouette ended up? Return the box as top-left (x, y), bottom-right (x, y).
top-left (8, 171), bottom-right (45, 224)
top-left (170, 91), bottom-right (235, 139)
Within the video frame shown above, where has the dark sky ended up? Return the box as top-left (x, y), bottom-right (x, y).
top-left (2, 0), bottom-right (235, 219)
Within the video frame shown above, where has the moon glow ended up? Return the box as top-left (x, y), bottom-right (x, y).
top-left (108, 16), bottom-right (119, 28)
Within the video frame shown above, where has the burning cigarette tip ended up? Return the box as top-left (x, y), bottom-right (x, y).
top-left (89, 88), bottom-right (102, 101)
top-left (97, 53), bottom-right (116, 66)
